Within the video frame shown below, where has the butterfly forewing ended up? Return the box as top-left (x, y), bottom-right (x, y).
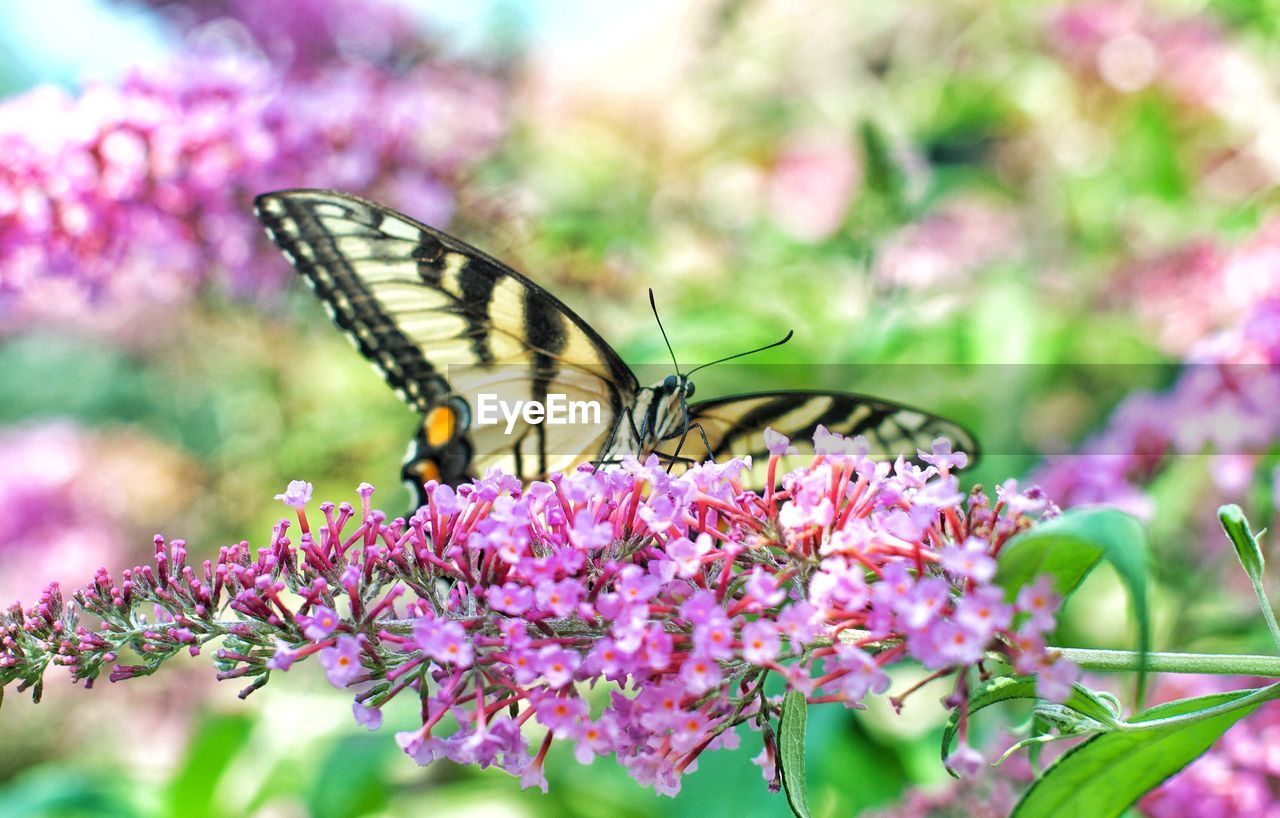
top-left (254, 189), bottom-right (640, 486)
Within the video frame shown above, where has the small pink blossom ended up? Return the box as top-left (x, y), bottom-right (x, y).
top-left (319, 636), bottom-right (363, 688)
top-left (275, 480), bottom-right (313, 509)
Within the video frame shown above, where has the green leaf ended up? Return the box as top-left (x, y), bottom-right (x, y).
top-left (0, 767), bottom-right (140, 818)
top-left (778, 690), bottom-right (812, 818)
top-left (306, 733), bottom-right (397, 818)
top-left (1014, 685), bottom-right (1280, 818)
top-left (163, 712), bottom-right (255, 818)
top-left (995, 508), bottom-right (1150, 699)
top-left (940, 675), bottom-right (1121, 772)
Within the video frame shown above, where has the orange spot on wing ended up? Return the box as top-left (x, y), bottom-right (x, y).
top-left (412, 460), bottom-right (442, 484)
top-left (424, 406), bottom-right (458, 447)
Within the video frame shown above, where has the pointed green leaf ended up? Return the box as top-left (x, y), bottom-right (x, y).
top-left (995, 508), bottom-right (1150, 698)
top-left (1014, 685), bottom-right (1280, 818)
top-left (778, 689), bottom-right (812, 818)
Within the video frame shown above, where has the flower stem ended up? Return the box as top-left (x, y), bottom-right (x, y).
top-left (1051, 647), bottom-right (1280, 677)
top-left (1248, 576), bottom-right (1280, 655)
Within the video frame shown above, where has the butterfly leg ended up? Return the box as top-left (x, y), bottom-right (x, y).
top-left (592, 406), bottom-right (648, 471)
top-left (667, 422), bottom-right (717, 470)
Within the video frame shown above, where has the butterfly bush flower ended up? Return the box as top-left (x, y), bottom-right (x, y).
top-left (0, 4), bottom-right (504, 331)
top-left (1109, 221), bottom-right (1280, 354)
top-left (0, 419), bottom-right (196, 603)
top-left (0, 430), bottom-right (1072, 796)
top-left (1034, 296), bottom-right (1280, 517)
top-left (136, 0), bottom-right (422, 71)
top-left (1050, 0), bottom-right (1259, 111)
top-left (873, 197), bottom-right (1022, 295)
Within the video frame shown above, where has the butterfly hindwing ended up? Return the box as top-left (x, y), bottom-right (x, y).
top-left (652, 390), bottom-right (978, 468)
top-left (254, 189), bottom-right (640, 489)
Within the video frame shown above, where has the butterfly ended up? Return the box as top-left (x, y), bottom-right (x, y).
top-left (254, 189), bottom-right (977, 505)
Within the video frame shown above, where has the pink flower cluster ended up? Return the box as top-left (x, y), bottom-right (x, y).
top-left (1033, 297), bottom-right (1280, 517)
top-left (1109, 220), bottom-right (1280, 354)
top-left (1050, 1), bottom-right (1250, 108)
top-left (138, 0), bottom-right (422, 71)
top-left (0, 430), bottom-right (1074, 796)
top-left (873, 197), bottom-right (1022, 296)
top-left (866, 774), bottom-right (1019, 818)
top-left (0, 419), bottom-right (196, 603)
top-left (1034, 296), bottom-right (1280, 522)
top-left (0, 11), bottom-right (504, 332)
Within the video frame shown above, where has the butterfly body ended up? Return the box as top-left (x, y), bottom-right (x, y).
top-left (255, 189), bottom-right (976, 504)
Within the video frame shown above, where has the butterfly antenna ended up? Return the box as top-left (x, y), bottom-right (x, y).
top-left (649, 288), bottom-right (682, 376)
top-left (687, 330), bottom-right (795, 377)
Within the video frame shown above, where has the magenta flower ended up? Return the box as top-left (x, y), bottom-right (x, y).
top-left (2, 435), bottom-right (1078, 797)
top-left (267, 637), bottom-right (299, 671)
top-left (0, 9), bottom-right (505, 332)
top-left (1016, 575), bottom-right (1063, 633)
top-left (415, 619), bottom-right (474, 669)
top-left (741, 621), bottom-right (781, 665)
top-left (941, 537), bottom-right (998, 583)
top-left (764, 427), bottom-right (798, 456)
top-left (766, 132), bottom-right (861, 242)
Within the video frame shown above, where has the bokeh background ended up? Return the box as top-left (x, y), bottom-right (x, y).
top-left (3, 1), bottom-right (1280, 816)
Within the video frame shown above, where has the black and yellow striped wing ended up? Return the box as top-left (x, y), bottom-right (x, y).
top-left (254, 189), bottom-right (640, 493)
top-left (653, 390), bottom-right (978, 472)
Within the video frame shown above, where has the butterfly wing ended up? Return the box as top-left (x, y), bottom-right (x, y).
top-left (651, 390), bottom-right (978, 474)
top-left (254, 189), bottom-right (640, 493)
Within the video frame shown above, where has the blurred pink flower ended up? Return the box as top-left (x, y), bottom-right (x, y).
top-left (1113, 222), bottom-right (1280, 354)
top-left (1049, 1), bottom-right (1239, 107)
top-left (1033, 298), bottom-right (1280, 516)
top-left (874, 198), bottom-right (1021, 292)
top-left (1138, 675), bottom-right (1280, 818)
top-left (767, 134), bottom-right (861, 242)
top-left (0, 420), bottom-right (196, 603)
top-left (138, 0), bottom-right (421, 70)
top-left (865, 758), bottom-right (1020, 818)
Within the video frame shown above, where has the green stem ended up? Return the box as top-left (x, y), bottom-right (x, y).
top-left (1249, 576), bottom-right (1280, 654)
top-left (1052, 647), bottom-right (1280, 677)
top-left (1112, 681), bottom-right (1280, 732)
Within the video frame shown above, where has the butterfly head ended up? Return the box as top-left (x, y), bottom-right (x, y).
top-left (642, 374), bottom-right (695, 443)
top-left (661, 373), bottom-right (696, 400)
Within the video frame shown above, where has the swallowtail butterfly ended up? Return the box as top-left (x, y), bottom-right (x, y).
top-left (255, 190), bottom-right (977, 505)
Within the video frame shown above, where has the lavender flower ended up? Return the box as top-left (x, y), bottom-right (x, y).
top-left (1033, 297), bottom-right (1280, 516)
top-left (0, 433), bottom-right (1076, 796)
